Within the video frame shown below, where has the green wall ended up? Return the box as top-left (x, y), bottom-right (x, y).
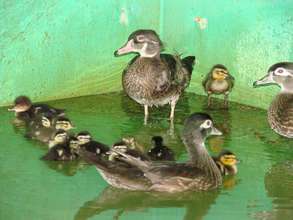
top-left (1, 0), bottom-right (293, 108)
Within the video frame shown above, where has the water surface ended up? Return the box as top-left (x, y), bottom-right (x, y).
top-left (0, 92), bottom-right (292, 220)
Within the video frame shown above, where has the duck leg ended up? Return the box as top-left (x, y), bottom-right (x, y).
top-left (169, 100), bottom-right (176, 120)
top-left (224, 92), bottom-right (229, 108)
top-left (144, 105), bottom-right (149, 125)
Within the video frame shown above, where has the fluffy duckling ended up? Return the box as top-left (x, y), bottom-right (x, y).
top-left (82, 113), bottom-right (223, 192)
top-left (114, 29), bottom-right (195, 122)
top-left (42, 132), bottom-right (79, 161)
top-left (76, 131), bottom-right (109, 157)
top-left (147, 136), bottom-right (175, 161)
top-left (8, 96), bottom-right (65, 123)
top-left (202, 64), bottom-right (234, 108)
top-left (26, 114), bottom-right (74, 145)
top-left (253, 62), bottom-right (293, 138)
top-left (212, 150), bottom-right (238, 176)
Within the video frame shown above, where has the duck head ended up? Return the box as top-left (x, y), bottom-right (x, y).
top-left (8, 96), bottom-right (32, 112)
top-left (114, 29), bottom-right (163, 58)
top-left (41, 115), bottom-right (53, 128)
top-left (76, 131), bottom-right (92, 145)
top-left (55, 117), bottom-right (74, 131)
top-left (216, 150), bottom-right (238, 175)
top-left (69, 137), bottom-right (80, 152)
top-left (253, 62), bottom-right (293, 92)
top-left (52, 130), bottom-right (68, 144)
top-left (151, 136), bottom-right (164, 147)
top-left (211, 64), bottom-right (229, 80)
top-left (183, 113), bottom-right (222, 143)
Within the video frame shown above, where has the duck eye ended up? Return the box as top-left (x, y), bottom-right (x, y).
top-left (201, 120), bottom-right (212, 129)
top-left (275, 68), bottom-right (286, 75)
top-left (136, 35), bottom-right (145, 42)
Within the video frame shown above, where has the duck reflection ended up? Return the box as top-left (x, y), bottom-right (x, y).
top-left (74, 186), bottom-right (219, 220)
top-left (43, 160), bottom-right (88, 176)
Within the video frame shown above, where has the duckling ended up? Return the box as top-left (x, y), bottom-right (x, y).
top-left (82, 113), bottom-right (223, 192)
top-left (26, 114), bottom-right (74, 145)
top-left (42, 132), bottom-right (78, 161)
top-left (202, 64), bottom-right (234, 108)
top-left (8, 96), bottom-right (65, 123)
top-left (114, 29), bottom-right (195, 123)
top-left (147, 136), bottom-right (175, 161)
top-left (212, 150), bottom-right (238, 176)
top-left (253, 62), bottom-right (293, 138)
top-left (76, 131), bottom-right (109, 157)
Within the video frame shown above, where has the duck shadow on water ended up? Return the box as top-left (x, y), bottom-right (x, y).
top-left (74, 186), bottom-right (219, 220)
top-left (43, 160), bottom-right (89, 176)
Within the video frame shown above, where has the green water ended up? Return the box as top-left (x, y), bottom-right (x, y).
top-left (0, 92), bottom-right (292, 220)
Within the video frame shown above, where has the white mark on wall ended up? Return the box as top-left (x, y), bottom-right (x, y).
top-left (120, 8), bottom-right (128, 26)
top-left (194, 16), bottom-right (208, 30)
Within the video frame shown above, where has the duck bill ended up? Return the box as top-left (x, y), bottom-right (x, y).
top-left (7, 107), bottom-right (16, 112)
top-left (114, 40), bottom-right (134, 57)
top-left (210, 126), bottom-right (222, 136)
top-left (253, 73), bottom-right (274, 88)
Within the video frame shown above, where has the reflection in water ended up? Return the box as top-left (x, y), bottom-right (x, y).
top-left (74, 186), bottom-right (219, 220)
top-left (254, 161), bottom-right (293, 220)
top-left (43, 160), bottom-right (88, 176)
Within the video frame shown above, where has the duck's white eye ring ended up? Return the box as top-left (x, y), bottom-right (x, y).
top-left (274, 67), bottom-right (289, 76)
top-left (136, 35), bottom-right (145, 42)
top-left (201, 120), bottom-right (212, 129)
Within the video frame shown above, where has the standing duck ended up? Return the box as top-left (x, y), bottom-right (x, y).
top-left (253, 62), bottom-right (293, 138)
top-left (202, 64), bottom-right (234, 108)
top-left (82, 113), bottom-right (223, 192)
top-left (114, 29), bottom-right (195, 123)
top-left (8, 96), bottom-right (65, 123)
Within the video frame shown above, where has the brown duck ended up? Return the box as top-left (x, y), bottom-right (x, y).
top-left (253, 62), bottom-right (293, 138)
top-left (114, 29), bottom-right (195, 122)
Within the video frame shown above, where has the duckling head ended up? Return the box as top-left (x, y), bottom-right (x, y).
top-left (52, 130), bottom-right (68, 144)
top-left (217, 150), bottom-right (238, 175)
top-left (69, 137), bottom-right (80, 152)
top-left (8, 96), bottom-right (32, 112)
top-left (211, 64), bottom-right (229, 81)
top-left (76, 131), bottom-right (92, 145)
top-left (151, 136), bottom-right (164, 147)
top-left (55, 117), bottom-right (74, 131)
top-left (253, 62), bottom-right (293, 92)
top-left (41, 115), bottom-right (53, 128)
top-left (183, 113), bottom-right (222, 142)
top-left (114, 29), bottom-right (163, 58)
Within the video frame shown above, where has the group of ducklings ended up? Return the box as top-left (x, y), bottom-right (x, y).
top-left (7, 29), bottom-right (292, 193)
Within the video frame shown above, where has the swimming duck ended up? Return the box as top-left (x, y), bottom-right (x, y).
top-left (147, 136), bottom-right (175, 161)
top-left (212, 150), bottom-right (238, 176)
top-left (42, 132), bottom-right (79, 161)
top-left (26, 114), bottom-right (74, 145)
top-left (253, 62), bottom-right (293, 138)
top-left (76, 131), bottom-right (109, 157)
top-left (202, 64), bottom-right (234, 108)
top-left (114, 29), bottom-right (195, 122)
top-left (82, 113), bottom-right (222, 192)
top-left (8, 96), bottom-right (65, 123)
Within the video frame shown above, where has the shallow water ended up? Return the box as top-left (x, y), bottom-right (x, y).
top-left (0, 92), bottom-right (292, 220)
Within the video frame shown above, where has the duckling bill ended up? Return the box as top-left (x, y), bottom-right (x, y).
top-left (202, 65), bottom-right (234, 108)
top-left (253, 62), bottom-right (293, 138)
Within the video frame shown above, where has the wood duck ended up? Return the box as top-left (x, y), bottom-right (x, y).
top-left (26, 114), bottom-right (74, 145)
top-left (8, 96), bottom-right (65, 123)
top-left (147, 136), bottom-right (175, 161)
top-left (212, 150), bottom-right (238, 176)
top-left (253, 62), bottom-right (293, 138)
top-left (42, 132), bottom-right (79, 161)
top-left (82, 113), bottom-right (223, 192)
top-left (202, 64), bottom-right (234, 108)
top-left (76, 131), bottom-right (109, 157)
top-left (114, 29), bottom-right (195, 123)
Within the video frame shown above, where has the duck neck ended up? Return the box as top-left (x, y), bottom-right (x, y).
top-left (183, 132), bottom-right (222, 184)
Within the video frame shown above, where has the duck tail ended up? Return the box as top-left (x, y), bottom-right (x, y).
top-left (182, 56), bottom-right (196, 75)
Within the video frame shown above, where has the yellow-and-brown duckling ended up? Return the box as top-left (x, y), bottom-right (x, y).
top-left (82, 113), bottom-right (223, 192)
top-left (25, 114), bottom-right (74, 145)
top-left (202, 64), bottom-right (234, 108)
top-left (147, 136), bottom-right (175, 161)
top-left (253, 62), bottom-right (293, 138)
top-left (76, 131), bottom-right (109, 157)
top-left (212, 150), bottom-right (238, 176)
top-left (8, 96), bottom-right (65, 123)
top-left (114, 29), bottom-right (195, 123)
top-left (42, 132), bottom-right (79, 161)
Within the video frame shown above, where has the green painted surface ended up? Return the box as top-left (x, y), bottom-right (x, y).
top-left (1, 92), bottom-right (293, 220)
top-left (1, 0), bottom-right (293, 107)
